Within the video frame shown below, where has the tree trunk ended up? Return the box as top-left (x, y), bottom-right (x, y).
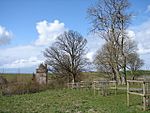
top-left (112, 67), bottom-right (117, 81)
top-left (72, 74), bottom-right (76, 83)
top-left (122, 57), bottom-right (127, 85)
top-left (131, 70), bottom-right (135, 80)
top-left (114, 68), bottom-right (122, 85)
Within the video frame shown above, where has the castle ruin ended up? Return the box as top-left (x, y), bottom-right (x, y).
top-left (34, 63), bottom-right (48, 84)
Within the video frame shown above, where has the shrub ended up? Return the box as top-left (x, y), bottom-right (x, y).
top-left (2, 81), bottom-right (48, 96)
top-left (47, 76), bottom-right (68, 89)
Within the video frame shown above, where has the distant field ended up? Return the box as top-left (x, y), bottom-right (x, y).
top-left (0, 89), bottom-right (149, 113)
top-left (0, 73), bottom-right (32, 78)
top-left (0, 73), bottom-right (32, 83)
top-left (1, 70), bottom-right (150, 82)
top-left (126, 70), bottom-right (150, 76)
top-left (0, 73), bottom-right (54, 83)
top-left (0, 72), bottom-right (105, 83)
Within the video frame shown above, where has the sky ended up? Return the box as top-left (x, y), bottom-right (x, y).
top-left (0, 0), bottom-right (150, 73)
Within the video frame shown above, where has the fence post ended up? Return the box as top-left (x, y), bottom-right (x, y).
top-left (115, 81), bottom-right (117, 95)
top-left (127, 81), bottom-right (129, 106)
top-left (93, 81), bottom-right (96, 95)
top-left (143, 82), bottom-right (146, 111)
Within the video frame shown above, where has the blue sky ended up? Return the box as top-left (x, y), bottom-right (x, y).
top-left (0, 0), bottom-right (91, 46)
top-left (0, 0), bottom-right (150, 73)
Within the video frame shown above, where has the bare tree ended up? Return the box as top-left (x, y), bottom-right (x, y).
top-left (94, 44), bottom-right (115, 79)
top-left (87, 0), bottom-right (131, 37)
top-left (94, 41), bottom-right (122, 81)
top-left (127, 52), bottom-right (144, 79)
top-left (88, 0), bottom-right (132, 84)
top-left (94, 35), bottom-right (142, 82)
top-left (44, 30), bottom-right (87, 83)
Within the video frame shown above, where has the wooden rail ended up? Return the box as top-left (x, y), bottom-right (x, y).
top-left (67, 81), bottom-right (91, 89)
top-left (127, 80), bottom-right (150, 111)
top-left (93, 80), bottom-right (117, 96)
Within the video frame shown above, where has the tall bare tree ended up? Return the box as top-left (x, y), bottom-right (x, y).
top-left (88, 0), bottom-right (132, 84)
top-left (94, 42), bottom-right (119, 80)
top-left (127, 52), bottom-right (144, 79)
top-left (44, 30), bottom-right (87, 83)
top-left (94, 34), bottom-right (144, 84)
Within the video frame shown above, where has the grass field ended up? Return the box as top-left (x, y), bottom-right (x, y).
top-left (0, 73), bottom-right (32, 83)
top-left (0, 88), bottom-right (150, 113)
top-left (1, 70), bottom-right (150, 82)
top-left (1, 71), bottom-right (150, 113)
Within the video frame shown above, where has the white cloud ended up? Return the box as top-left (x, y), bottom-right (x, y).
top-left (0, 45), bottom-right (44, 69)
top-left (146, 5), bottom-right (150, 13)
top-left (127, 30), bottom-right (135, 40)
top-left (86, 52), bottom-right (94, 61)
top-left (35, 20), bottom-right (67, 46)
top-left (86, 34), bottom-right (105, 61)
top-left (0, 20), bottom-right (67, 71)
top-left (0, 57), bottom-right (42, 68)
top-left (128, 18), bottom-right (150, 69)
top-left (0, 45), bottom-right (42, 60)
top-left (0, 26), bottom-right (12, 45)
top-left (131, 19), bottom-right (150, 55)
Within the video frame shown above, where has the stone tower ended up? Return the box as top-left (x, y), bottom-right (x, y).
top-left (35, 63), bottom-right (48, 84)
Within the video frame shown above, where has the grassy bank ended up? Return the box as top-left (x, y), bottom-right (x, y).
top-left (0, 89), bottom-right (149, 113)
top-left (1, 72), bottom-right (150, 113)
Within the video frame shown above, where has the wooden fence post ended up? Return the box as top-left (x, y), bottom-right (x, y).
top-left (115, 81), bottom-right (117, 95)
top-left (143, 82), bottom-right (146, 111)
top-left (127, 81), bottom-right (129, 106)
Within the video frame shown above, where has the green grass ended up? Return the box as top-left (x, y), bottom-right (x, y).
top-left (127, 70), bottom-right (150, 78)
top-left (0, 89), bottom-right (150, 113)
top-left (1, 72), bottom-right (150, 113)
top-left (0, 73), bottom-right (32, 83)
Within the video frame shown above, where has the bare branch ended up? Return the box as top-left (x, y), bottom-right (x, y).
top-left (44, 30), bottom-right (87, 82)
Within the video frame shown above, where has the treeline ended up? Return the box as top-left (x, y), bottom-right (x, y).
top-left (44, 0), bottom-right (144, 84)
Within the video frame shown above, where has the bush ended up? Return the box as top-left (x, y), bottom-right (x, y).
top-left (48, 77), bottom-right (67, 89)
top-left (2, 81), bottom-right (48, 96)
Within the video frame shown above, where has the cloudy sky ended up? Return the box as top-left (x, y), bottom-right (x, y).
top-left (0, 0), bottom-right (150, 73)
